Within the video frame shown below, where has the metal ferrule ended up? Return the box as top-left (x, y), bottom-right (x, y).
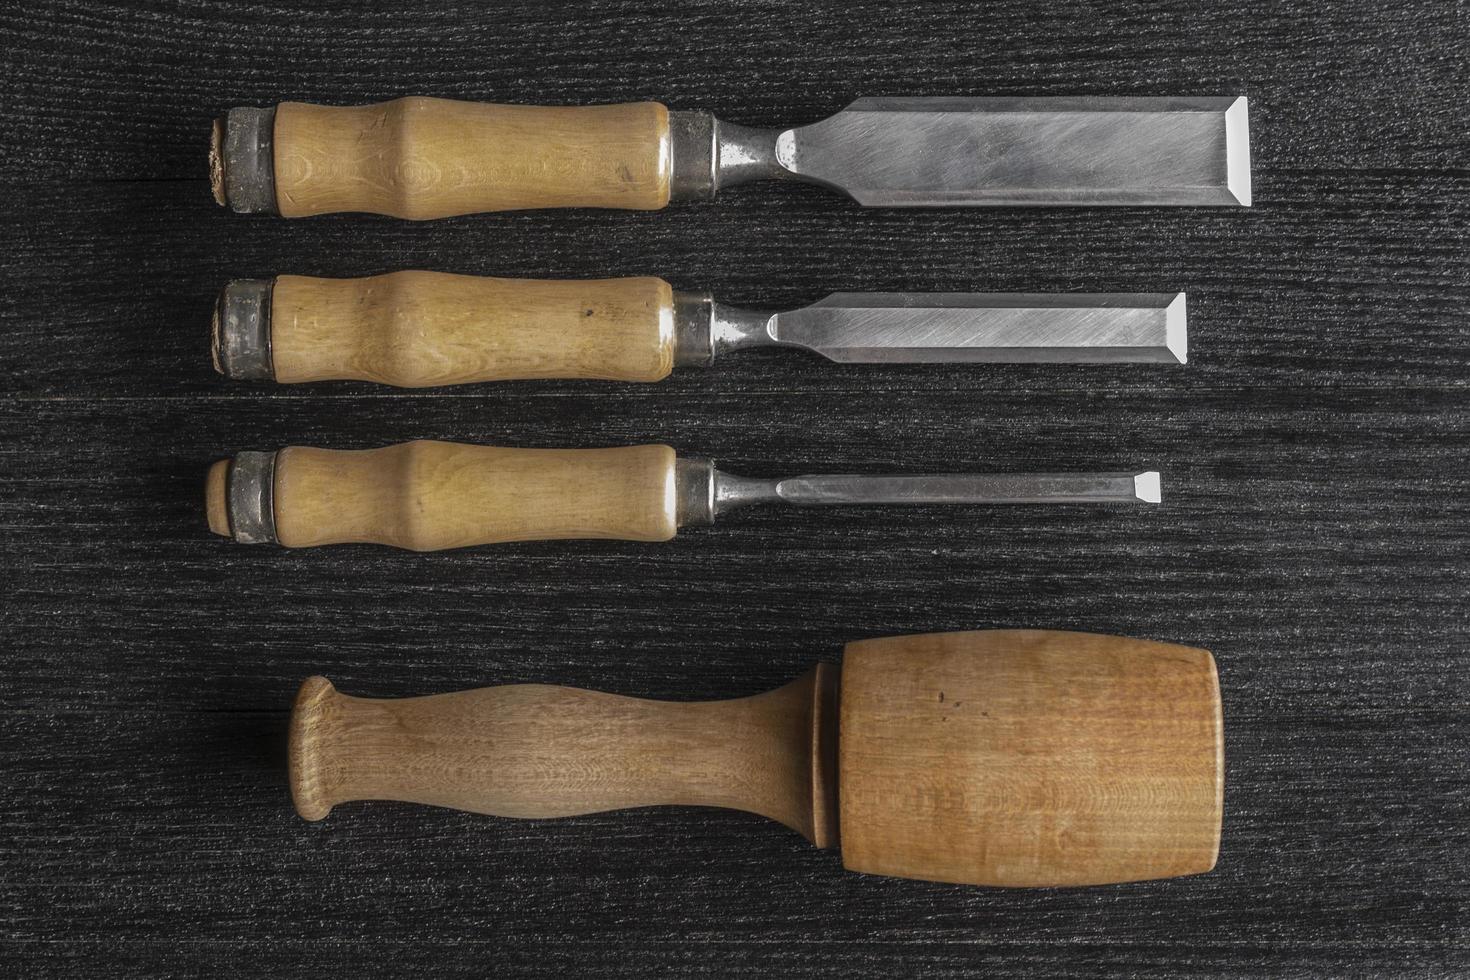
top-left (669, 111), bottom-right (792, 202)
top-left (668, 111), bottom-right (716, 201)
top-left (213, 279), bottom-right (274, 380)
top-left (217, 106), bottom-right (278, 214)
top-left (226, 451), bottom-right (279, 545)
top-left (671, 293), bottom-right (777, 368)
top-left (674, 457), bottom-right (716, 527)
top-left (674, 458), bottom-right (785, 527)
top-left (671, 291), bottom-right (715, 367)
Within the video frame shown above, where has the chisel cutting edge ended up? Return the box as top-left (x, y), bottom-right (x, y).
top-left (212, 95), bottom-right (1251, 218)
top-left (205, 442), bottom-right (1161, 550)
top-left (212, 273), bottom-right (1188, 385)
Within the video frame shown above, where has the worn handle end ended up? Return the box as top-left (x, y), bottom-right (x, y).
top-left (213, 279), bottom-right (274, 380)
top-left (208, 118), bottom-right (227, 205)
top-left (205, 452), bottom-right (279, 545)
top-left (212, 108), bottom-right (278, 214)
top-left (288, 676), bottom-right (339, 821)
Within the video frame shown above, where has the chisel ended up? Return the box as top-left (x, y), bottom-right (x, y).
top-left (204, 441), bottom-right (1161, 550)
top-left (289, 629), bottom-right (1223, 887)
top-left (211, 96), bottom-right (1251, 218)
top-left (212, 273), bottom-right (1189, 385)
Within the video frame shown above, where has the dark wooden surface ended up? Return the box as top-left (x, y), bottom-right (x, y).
top-left (2, 1), bottom-right (1467, 976)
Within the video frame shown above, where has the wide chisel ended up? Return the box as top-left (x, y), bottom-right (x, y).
top-left (288, 629), bottom-right (1223, 887)
top-left (212, 96), bottom-right (1251, 218)
top-left (204, 441), bottom-right (1161, 550)
top-left (212, 273), bottom-right (1188, 385)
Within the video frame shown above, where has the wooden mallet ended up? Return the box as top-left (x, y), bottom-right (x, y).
top-left (290, 629), bottom-right (1222, 887)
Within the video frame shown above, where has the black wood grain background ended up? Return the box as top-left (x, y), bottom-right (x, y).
top-left (2, 1), bottom-right (1466, 976)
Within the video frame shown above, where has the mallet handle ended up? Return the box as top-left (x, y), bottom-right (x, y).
top-left (288, 668), bottom-right (839, 848)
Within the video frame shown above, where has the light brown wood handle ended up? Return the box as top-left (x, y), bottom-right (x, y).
top-left (281, 631), bottom-right (1220, 887)
top-left (272, 98), bottom-right (672, 218)
top-left (289, 668), bottom-right (839, 847)
top-left (265, 272), bottom-right (675, 385)
top-left (208, 441), bottom-right (681, 550)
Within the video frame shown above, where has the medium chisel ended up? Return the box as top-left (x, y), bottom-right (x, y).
top-left (212, 273), bottom-right (1188, 385)
top-left (288, 629), bottom-right (1223, 887)
top-left (205, 441), bottom-right (1161, 550)
top-left (212, 96), bottom-right (1251, 218)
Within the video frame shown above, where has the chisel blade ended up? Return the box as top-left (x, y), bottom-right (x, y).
top-left (774, 471), bottom-right (1161, 507)
top-left (778, 96), bottom-right (1250, 207)
top-left (771, 292), bottom-right (1187, 364)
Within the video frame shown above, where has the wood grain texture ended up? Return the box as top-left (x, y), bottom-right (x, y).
top-left (289, 664), bottom-right (838, 847)
top-left (288, 632), bottom-right (1220, 887)
top-left (838, 630), bottom-right (1221, 887)
top-left (1, 0), bottom-right (1467, 976)
top-left (273, 98), bottom-right (672, 218)
top-left (270, 272), bottom-right (675, 385)
top-left (268, 441), bottom-right (679, 549)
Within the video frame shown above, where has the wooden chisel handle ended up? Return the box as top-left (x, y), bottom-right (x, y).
top-left (288, 667), bottom-right (839, 847)
top-left (214, 273), bottom-right (679, 386)
top-left (212, 98), bottom-right (673, 218)
top-left (205, 441), bottom-right (680, 550)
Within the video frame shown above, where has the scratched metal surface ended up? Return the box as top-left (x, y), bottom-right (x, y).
top-left (1, 1), bottom-right (1467, 977)
top-left (781, 96), bottom-right (1247, 206)
top-left (772, 292), bottom-right (1186, 363)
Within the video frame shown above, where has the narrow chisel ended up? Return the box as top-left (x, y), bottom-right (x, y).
top-left (212, 273), bottom-right (1188, 385)
top-left (212, 96), bottom-right (1251, 218)
top-left (204, 441), bottom-right (1161, 550)
top-left (288, 629), bottom-right (1223, 887)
